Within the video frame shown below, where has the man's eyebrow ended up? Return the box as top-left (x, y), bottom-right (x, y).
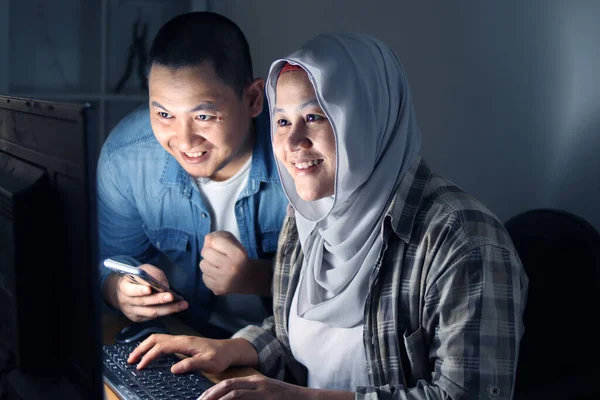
top-left (151, 101), bottom-right (167, 111)
top-left (150, 101), bottom-right (219, 113)
top-left (189, 103), bottom-right (218, 113)
top-left (272, 99), bottom-right (320, 115)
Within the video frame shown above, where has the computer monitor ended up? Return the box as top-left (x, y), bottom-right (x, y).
top-left (0, 96), bottom-right (102, 399)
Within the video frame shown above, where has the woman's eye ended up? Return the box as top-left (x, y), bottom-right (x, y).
top-left (277, 119), bottom-right (290, 127)
top-left (306, 114), bottom-right (323, 122)
top-left (158, 112), bottom-right (172, 119)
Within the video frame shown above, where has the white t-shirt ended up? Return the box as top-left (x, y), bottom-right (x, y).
top-left (195, 156), bottom-right (269, 334)
top-left (288, 276), bottom-right (370, 390)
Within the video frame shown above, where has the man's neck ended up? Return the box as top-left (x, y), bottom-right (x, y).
top-left (209, 123), bottom-right (256, 182)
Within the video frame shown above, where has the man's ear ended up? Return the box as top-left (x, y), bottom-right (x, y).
top-left (245, 78), bottom-right (265, 118)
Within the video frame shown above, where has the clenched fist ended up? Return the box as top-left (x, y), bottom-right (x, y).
top-left (200, 231), bottom-right (273, 296)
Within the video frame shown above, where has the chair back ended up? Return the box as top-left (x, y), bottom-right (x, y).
top-left (505, 209), bottom-right (600, 399)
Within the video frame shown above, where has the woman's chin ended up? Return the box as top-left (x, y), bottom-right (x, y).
top-left (296, 186), bottom-right (333, 202)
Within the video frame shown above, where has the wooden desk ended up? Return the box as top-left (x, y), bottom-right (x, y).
top-left (102, 313), bottom-right (261, 400)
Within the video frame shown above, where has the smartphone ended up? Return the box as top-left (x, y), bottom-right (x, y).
top-left (103, 259), bottom-right (184, 302)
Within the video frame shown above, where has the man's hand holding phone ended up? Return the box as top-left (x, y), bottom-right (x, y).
top-left (103, 261), bottom-right (188, 323)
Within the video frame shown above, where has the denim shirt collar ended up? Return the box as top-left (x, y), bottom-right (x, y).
top-left (159, 112), bottom-right (280, 198)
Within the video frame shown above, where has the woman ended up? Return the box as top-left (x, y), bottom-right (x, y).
top-left (129, 32), bottom-right (527, 400)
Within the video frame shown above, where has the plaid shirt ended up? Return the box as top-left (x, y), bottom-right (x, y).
top-left (234, 157), bottom-right (528, 400)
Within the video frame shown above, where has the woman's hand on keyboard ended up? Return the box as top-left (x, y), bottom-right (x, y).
top-left (127, 334), bottom-right (259, 375)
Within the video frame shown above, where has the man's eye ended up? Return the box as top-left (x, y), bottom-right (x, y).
top-left (197, 115), bottom-right (215, 121)
top-left (306, 114), bottom-right (323, 122)
top-left (158, 112), bottom-right (172, 119)
top-left (277, 119), bottom-right (290, 127)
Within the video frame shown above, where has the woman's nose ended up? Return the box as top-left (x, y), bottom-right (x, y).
top-left (286, 124), bottom-right (312, 151)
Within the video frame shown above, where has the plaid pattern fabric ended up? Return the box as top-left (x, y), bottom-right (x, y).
top-left (234, 157), bottom-right (528, 400)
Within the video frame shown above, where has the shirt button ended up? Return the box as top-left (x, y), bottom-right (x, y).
top-left (201, 213), bottom-right (208, 218)
top-left (156, 241), bottom-right (161, 248)
top-left (488, 386), bottom-right (500, 397)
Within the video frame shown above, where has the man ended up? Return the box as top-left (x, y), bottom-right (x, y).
top-left (97, 12), bottom-right (288, 337)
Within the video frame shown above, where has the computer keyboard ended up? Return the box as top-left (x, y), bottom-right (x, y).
top-left (103, 342), bottom-right (214, 400)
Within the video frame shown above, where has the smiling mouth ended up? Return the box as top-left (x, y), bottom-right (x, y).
top-left (184, 151), bottom-right (207, 158)
top-left (293, 159), bottom-right (324, 170)
top-left (179, 150), bottom-right (210, 164)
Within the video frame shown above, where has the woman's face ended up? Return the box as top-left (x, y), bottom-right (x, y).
top-left (273, 70), bottom-right (336, 202)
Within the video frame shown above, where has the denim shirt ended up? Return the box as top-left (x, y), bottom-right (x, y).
top-left (96, 106), bottom-right (288, 330)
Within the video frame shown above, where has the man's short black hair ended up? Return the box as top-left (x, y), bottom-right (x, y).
top-left (148, 12), bottom-right (253, 96)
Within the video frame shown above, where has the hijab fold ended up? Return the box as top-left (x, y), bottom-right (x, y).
top-left (266, 33), bottom-right (421, 328)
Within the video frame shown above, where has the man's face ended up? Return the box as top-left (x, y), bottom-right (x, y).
top-left (148, 63), bottom-right (263, 181)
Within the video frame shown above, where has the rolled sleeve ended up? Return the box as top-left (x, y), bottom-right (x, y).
top-left (355, 382), bottom-right (447, 400)
top-left (232, 317), bottom-right (287, 380)
top-left (423, 244), bottom-right (526, 400)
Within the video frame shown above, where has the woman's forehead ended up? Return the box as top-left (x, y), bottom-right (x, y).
top-left (276, 69), bottom-right (310, 87)
top-left (274, 72), bottom-right (316, 104)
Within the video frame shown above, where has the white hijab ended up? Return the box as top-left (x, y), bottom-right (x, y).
top-left (266, 33), bottom-right (421, 328)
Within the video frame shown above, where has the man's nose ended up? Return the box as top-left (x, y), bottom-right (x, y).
top-left (176, 120), bottom-right (203, 151)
